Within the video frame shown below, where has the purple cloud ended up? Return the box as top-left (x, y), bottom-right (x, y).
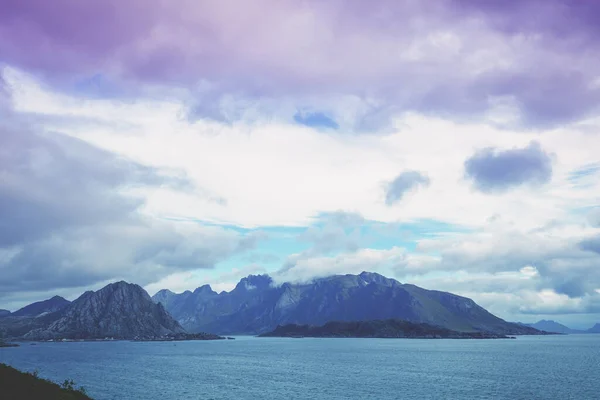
top-left (1, 0), bottom-right (599, 128)
top-left (464, 141), bottom-right (553, 193)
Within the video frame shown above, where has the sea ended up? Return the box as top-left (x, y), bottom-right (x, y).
top-left (1, 334), bottom-right (598, 400)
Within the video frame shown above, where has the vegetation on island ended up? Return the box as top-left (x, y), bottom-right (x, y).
top-left (259, 319), bottom-right (516, 339)
top-left (0, 339), bottom-right (19, 347)
top-left (0, 363), bottom-right (92, 400)
top-left (133, 332), bottom-right (226, 341)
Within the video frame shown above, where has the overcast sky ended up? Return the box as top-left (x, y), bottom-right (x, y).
top-left (1, 0), bottom-right (600, 328)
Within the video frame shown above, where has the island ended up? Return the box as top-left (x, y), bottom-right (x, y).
top-left (133, 332), bottom-right (227, 342)
top-left (258, 319), bottom-right (515, 339)
top-left (0, 363), bottom-right (92, 400)
top-left (0, 340), bottom-right (19, 347)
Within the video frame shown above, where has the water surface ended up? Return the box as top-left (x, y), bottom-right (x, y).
top-left (1, 335), bottom-right (598, 399)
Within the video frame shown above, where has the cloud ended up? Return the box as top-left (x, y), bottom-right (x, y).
top-left (402, 220), bottom-right (600, 298)
top-left (464, 141), bottom-right (553, 193)
top-left (2, 0), bottom-right (600, 129)
top-left (243, 253), bottom-right (281, 264)
top-left (0, 119), bottom-right (262, 300)
top-left (589, 209), bottom-right (600, 227)
top-left (274, 247), bottom-right (407, 284)
top-left (385, 171), bottom-right (430, 205)
top-left (580, 236), bottom-right (600, 255)
top-left (144, 264), bottom-right (268, 296)
top-left (0, 126), bottom-right (170, 247)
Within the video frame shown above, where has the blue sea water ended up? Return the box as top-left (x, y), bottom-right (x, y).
top-left (1, 335), bottom-right (599, 400)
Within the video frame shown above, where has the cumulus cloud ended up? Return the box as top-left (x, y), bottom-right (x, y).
top-left (274, 247), bottom-right (407, 284)
top-left (464, 141), bottom-right (553, 193)
top-left (385, 171), bottom-right (430, 205)
top-left (0, 119), bottom-right (262, 301)
top-left (401, 221), bottom-right (600, 299)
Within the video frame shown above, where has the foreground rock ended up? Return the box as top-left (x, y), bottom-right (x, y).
top-left (23, 282), bottom-right (185, 340)
top-left (154, 271), bottom-right (543, 336)
top-left (0, 363), bottom-right (92, 399)
top-left (259, 319), bottom-right (515, 339)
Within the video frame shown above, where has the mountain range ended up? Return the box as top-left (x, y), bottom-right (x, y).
top-left (151, 271), bottom-right (541, 335)
top-left (4, 271), bottom-right (598, 340)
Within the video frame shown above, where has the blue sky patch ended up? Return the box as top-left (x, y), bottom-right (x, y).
top-left (294, 111), bottom-right (339, 129)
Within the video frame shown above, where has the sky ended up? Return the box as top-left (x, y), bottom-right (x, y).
top-left (1, 0), bottom-right (600, 329)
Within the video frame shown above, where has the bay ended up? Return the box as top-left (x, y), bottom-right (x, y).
top-left (1, 334), bottom-right (598, 399)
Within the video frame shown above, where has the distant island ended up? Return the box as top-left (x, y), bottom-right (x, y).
top-left (133, 332), bottom-right (226, 342)
top-left (0, 340), bottom-right (19, 347)
top-left (259, 319), bottom-right (517, 339)
top-left (517, 320), bottom-right (600, 334)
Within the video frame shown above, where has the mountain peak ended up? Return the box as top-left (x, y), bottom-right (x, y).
top-left (23, 281), bottom-right (184, 340)
top-left (12, 295), bottom-right (71, 318)
top-left (106, 280), bottom-right (136, 289)
top-left (193, 284), bottom-right (217, 296)
top-left (235, 274), bottom-right (273, 291)
top-left (359, 271), bottom-right (399, 286)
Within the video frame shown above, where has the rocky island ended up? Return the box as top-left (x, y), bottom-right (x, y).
top-left (133, 332), bottom-right (226, 341)
top-left (259, 319), bottom-right (515, 339)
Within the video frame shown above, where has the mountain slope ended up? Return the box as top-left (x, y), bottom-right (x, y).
top-left (587, 323), bottom-right (600, 333)
top-left (154, 272), bottom-right (540, 335)
top-left (12, 296), bottom-right (71, 317)
top-left (0, 309), bottom-right (10, 318)
top-left (24, 282), bottom-right (184, 340)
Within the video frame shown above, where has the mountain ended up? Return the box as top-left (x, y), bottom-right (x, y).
top-left (0, 309), bottom-right (10, 318)
top-left (153, 271), bottom-right (541, 336)
top-left (259, 319), bottom-right (513, 339)
top-left (12, 296), bottom-right (71, 317)
top-left (4, 282), bottom-right (185, 340)
top-left (587, 323), bottom-right (600, 333)
top-left (521, 320), bottom-right (583, 334)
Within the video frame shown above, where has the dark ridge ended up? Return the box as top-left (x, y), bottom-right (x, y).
top-left (258, 319), bottom-right (515, 339)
